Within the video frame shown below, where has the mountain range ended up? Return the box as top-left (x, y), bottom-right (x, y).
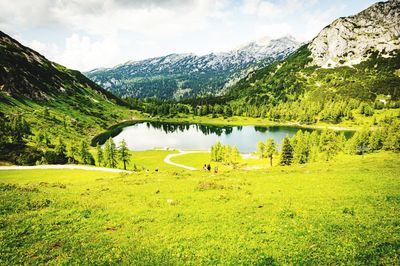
top-left (229, 0), bottom-right (400, 106)
top-left (0, 0), bottom-right (399, 127)
top-left (86, 36), bottom-right (300, 99)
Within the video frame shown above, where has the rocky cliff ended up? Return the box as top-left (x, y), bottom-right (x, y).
top-left (309, 0), bottom-right (400, 68)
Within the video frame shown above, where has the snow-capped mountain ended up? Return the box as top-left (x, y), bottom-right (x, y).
top-left (86, 36), bottom-right (300, 99)
top-left (309, 0), bottom-right (400, 68)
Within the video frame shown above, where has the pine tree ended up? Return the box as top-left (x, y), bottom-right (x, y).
top-left (264, 138), bottom-right (278, 167)
top-left (211, 141), bottom-right (223, 162)
top-left (347, 129), bottom-right (370, 156)
top-left (0, 116), bottom-right (7, 149)
top-left (369, 129), bottom-right (384, 151)
top-left (10, 115), bottom-right (30, 145)
top-left (319, 130), bottom-right (340, 161)
top-left (104, 137), bottom-right (118, 168)
top-left (256, 140), bottom-right (266, 159)
top-left (293, 132), bottom-right (310, 164)
top-left (67, 145), bottom-right (78, 164)
top-left (383, 121), bottom-right (400, 152)
top-left (119, 139), bottom-right (130, 170)
top-left (79, 140), bottom-right (93, 165)
top-left (54, 137), bottom-right (66, 156)
top-left (96, 143), bottom-right (103, 166)
top-left (280, 136), bottom-right (293, 166)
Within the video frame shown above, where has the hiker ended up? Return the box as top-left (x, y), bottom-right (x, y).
top-left (207, 164), bottom-right (211, 172)
top-left (203, 164), bottom-right (207, 171)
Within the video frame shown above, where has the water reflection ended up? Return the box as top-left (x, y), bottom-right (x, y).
top-left (113, 122), bottom-right (315, 152)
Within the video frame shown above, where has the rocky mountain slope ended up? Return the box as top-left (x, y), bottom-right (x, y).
top-left (309, 0), bottom-right (400, 68)
top-left (228, 0), bottom-right (400, 108)
top-left (86, 36), bottom-right (300, 99)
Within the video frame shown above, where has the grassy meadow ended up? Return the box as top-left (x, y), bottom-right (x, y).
top-left (1, 152), bottom-right (399, 264)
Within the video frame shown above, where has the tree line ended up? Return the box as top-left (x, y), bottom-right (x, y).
top-left (210, 142), bottom-right (240, 168)
top-left (210, 120), bottom-right (400, 168)
top-left (125, 95), bottom-right (399, 125)
top-left (95, 138), bottom-right (130, 170)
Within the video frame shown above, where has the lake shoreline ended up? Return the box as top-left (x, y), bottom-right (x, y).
top-left (91, 115), bottom-right (358, 146)
top-left (135, 114), bottom-right (359, 131)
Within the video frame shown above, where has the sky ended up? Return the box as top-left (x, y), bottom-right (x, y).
top-left (0, 0), bottom-right (381, 71)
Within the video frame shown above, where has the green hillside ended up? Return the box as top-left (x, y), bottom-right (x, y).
top-left (230, 45), bottom-right (400, 102)
top-left (227, 45), bottom-right (400, 122)
top-left (0, 31), bottom-right (133, 164)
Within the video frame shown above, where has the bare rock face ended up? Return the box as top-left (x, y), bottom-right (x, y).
top-left (309, 0), bottom-right (400, 68)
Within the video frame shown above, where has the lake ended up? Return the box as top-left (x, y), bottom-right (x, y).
top-left (112, 122), bottom-right (318, 152)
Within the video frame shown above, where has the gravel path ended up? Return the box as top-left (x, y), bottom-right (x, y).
top-left (0, 165), bottom-right (132, 173)
top-left (163, 150), bottom-right (205, 170)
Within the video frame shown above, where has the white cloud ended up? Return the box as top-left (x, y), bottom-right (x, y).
top-left (1, 0), bottom-right (230, 36)
top-left (1, 0), bottom-right (381, 71)
top-left (24, 35), bottom-right (122, 71)
top-left (253, 23), bottom-right (294, 39)
top-left (241, 0), bottom-right (319, 17)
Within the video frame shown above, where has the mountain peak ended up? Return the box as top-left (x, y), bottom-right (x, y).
top-left (234, 35), bottom-right (299, 52)
top-left (254, 36), bottom-right (272, 46)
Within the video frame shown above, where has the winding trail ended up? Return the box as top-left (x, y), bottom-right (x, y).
top-left (0, 165), bottom-right (132, 173)
top-left (164, 150), bottom-right (205, 171)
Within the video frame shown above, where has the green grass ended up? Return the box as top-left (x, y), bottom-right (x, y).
top-left (1, 152), bottom-right (399, 264)
top-left (129, 150), bottom-right (180, 171)
top-left (170, 151), bottom-right (270, 171)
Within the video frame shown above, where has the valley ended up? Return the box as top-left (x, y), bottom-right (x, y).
top-left (0, 0), bottom-right (399, 265)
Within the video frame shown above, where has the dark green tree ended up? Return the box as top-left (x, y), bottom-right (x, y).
top-left (319, 130), bottom-right (340, 161)
top-left (67, 145), bottom-right (78, 164)
top-left (96, 143), bottom-right (103, 166)
top-left (347, 129), bottom-right (370, 156)
top-left (280, 136), bottom-right (293, 166)
top-left (55, 137), bottom-right (66, 156)
top-left (265, 138), bottom-right (278, 167)
top-left (383, 121), bottom-right (400, 152)
top-left (104, 137), bottom-right (118, 168)
top-left (369, 129), bottom-right (384, 151)
top-left (79, 140), bottom-right (94, 165)
top-left (119, 139), bottom-right (130, 170)
top-left (10, 115), bottom-right (30, 145)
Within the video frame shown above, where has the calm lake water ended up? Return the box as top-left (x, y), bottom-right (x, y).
top-left (112, 122), bottom-right (317, 152)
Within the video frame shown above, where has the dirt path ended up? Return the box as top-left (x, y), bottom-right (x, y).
top-left (164, 150), bottom-right (205, 171)
top-left (0, 165), bottom-right (132, 173)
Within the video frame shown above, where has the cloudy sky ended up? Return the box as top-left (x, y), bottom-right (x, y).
top-left (0, 0), bottom-right (380, 71)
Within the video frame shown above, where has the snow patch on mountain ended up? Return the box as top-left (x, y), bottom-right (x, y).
top-left (86, 35), bottom-right (300, 99)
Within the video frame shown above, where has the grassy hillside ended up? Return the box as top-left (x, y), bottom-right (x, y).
top-left (224, 45), bottom-right (400, 124)
top-left (0, 152), bottom-right (398, 264)
top-left (229, 45), bottom-right (400, 104)
top-left (0, 30), bottom-right (134, 164)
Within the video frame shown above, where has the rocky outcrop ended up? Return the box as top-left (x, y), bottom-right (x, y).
top-left (309, 0), bottom-right (400, 68)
